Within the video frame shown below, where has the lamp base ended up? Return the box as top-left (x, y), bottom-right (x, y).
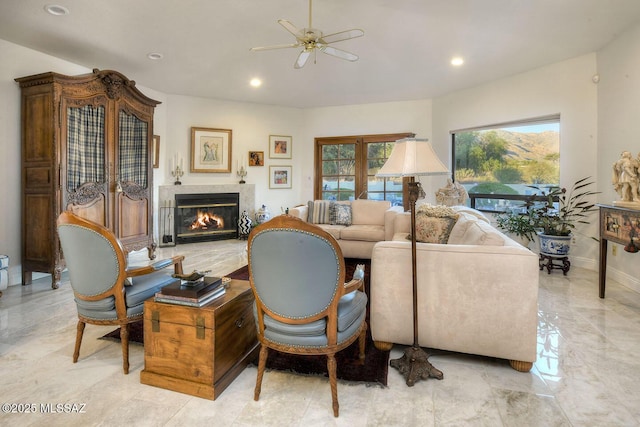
top-left (390, 346), bottom-right (443, 386)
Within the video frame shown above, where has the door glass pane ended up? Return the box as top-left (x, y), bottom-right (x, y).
top-left (119, 111), bottom-right (148, 188)
top-left (66, 105), bottom-right (105, 191)
top-left (320, 143), bottom-right (355, 201)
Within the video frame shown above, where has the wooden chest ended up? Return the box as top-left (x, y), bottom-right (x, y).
top-left (140, 280), bottom-right (259, 400)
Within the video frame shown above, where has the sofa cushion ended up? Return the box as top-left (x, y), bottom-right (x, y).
top-left (315, 224), bottom-right (345, 240)
top-left (451, 205), bottom-right (491, 224)
top-left (307, 200), bottom-right (333, 224)
top-left (341, 224), bottom-right (385, 242)
top-left (330, 202), bottom-right (352, 226)
top-left (447, 212), bottom-right (477, 244)
top-left (462, 219), bottom-right (505, 246)
top-left (351, 199), bottom-right (390, 225)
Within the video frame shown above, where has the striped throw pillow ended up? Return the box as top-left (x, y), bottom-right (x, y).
top-left (307, 200), bottom-right (333, 224)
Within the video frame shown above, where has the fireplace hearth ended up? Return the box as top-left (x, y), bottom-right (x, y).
top-left (174, 193), bottom-right (239, 243)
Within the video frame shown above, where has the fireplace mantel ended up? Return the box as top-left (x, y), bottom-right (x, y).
top-left (159, 184), bottom-right (255, 214)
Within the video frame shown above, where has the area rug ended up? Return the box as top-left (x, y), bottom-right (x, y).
top-left (101, 258), bottom-right (390, 386)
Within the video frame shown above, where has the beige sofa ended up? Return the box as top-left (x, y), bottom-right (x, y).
top-left (369, 207), bottom-right (539, 371)
top-left (289, 199), bottom-right (402, 259)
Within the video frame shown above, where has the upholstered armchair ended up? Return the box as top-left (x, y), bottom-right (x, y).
top-left (248, 214), bottom-right (367, 417)
top-left (57, 211), bottom-right (184, 374)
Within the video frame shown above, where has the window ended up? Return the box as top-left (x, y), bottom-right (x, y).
top-left (315, 133), bottom-right (413, 205)
top-left (452, 115), bottom-right (560, 212)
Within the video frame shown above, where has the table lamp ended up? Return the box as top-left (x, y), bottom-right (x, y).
top-left (376, 137), bottom-right (449, 386)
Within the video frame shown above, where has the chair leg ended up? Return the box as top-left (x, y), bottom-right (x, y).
top-left (327, 353), bottom-right (339, 417)
top-left (73, 321), bottom-right (85, 363)
top-left (120, 323), bottom-right (130, 375)
top-left (254, 345), bottom-right (268, 401)
top-left (358, 325), bottom-right (367, 364)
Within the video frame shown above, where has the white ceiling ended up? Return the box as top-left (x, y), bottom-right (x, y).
top-left (2, 0), bottom-right (640, 109)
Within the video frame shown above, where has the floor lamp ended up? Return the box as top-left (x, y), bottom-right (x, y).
top-left (376, 137), bottom-right (449, 386)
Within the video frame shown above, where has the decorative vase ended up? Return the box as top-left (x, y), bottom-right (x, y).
top-left (238, 210), bottom-right (252, 240)
top-left (255, 204), bottom-right (271, 224)
top-left (538, 232), bottom-right (571, 256)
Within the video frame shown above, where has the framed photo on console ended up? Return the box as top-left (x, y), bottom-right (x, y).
top-left (269, 165), bottom-right (292, 189)
top-left (191, 127), bottom-right (232, 173)
top-left (269, 135), bottom-right (292, 159)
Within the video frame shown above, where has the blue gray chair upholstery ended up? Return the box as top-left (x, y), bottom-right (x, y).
top-left (57, 211), bottom-right (185, 374)
top-left (248, 214), bottom-right (367, 417)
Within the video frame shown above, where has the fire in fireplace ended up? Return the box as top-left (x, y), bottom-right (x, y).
top-left (175, 193), bottom-right (239, 243)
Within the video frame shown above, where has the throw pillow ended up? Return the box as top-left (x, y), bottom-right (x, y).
top-left (410, 204), bottom-right (459, 244)
top-left (412, 214), bottom-right (459, 244)
top-left (307, 200), bottom-right (333, 224)
top-left (329, 202), bottom-right (352, 226)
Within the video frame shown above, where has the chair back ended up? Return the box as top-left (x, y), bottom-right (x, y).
top-left (248, 215), bottom-right (345, 323)
top-left (57, 211), bottom-right (127, 302)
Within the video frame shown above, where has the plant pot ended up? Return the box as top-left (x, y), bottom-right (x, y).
top-left (537, 232), bottom-right (571, 256)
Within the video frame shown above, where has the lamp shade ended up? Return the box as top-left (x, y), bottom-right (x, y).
top-left (376, 138), bottom-right (449, 177)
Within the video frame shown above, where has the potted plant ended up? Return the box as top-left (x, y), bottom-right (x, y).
top-left (528, 177), bottom-right (599, 256)
top-left (495, 207), bottom-right (537, 247)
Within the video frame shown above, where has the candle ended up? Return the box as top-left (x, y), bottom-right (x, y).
top-left (180, 157), bottom-right (183, 169)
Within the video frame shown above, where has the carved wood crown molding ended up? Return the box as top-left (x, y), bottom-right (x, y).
top-left (94, 69), bottom-right (135, 100)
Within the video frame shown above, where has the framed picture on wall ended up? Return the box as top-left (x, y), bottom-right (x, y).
top-left (269, 165), bottom-right (292, 189)
top-left (248, 151), bottom-right (264, 166)
top-left (269, 135), bottom-right (292, 159)
top-left (152, 135), bottom-right (160, 168)
top-left (190, 127), bottom-right (232, 173)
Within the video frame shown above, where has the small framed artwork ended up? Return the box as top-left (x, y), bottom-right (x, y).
top-left (269, 135), bottom-right (292, 159)
top-left (269, 165), bottom-right (292, 189)
top-left (248, 151), bottom-right (264, 166)
top-left (152, 135), bottom-right (160, 168)
top-left (190, 127), bottom-right (232, 173)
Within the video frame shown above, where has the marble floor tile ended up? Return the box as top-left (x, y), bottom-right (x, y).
top-left (1, 239), bottom-right (640, 426)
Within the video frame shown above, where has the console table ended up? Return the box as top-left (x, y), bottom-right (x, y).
top-left (598, 204), bottom-right (640, 298)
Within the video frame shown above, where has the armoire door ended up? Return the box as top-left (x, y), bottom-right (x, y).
top-left (62, 97), bottom-right (110, 228)
top-left (116, 105), bottom-right (155, 258)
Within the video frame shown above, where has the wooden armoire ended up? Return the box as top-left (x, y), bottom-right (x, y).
top-left (16, 69), bottom-right (160, 289)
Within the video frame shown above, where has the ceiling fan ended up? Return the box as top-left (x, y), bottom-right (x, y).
top-left (250, 0), bottom-right (364, 69)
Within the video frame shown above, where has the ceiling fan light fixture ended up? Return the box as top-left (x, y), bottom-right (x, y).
top-left (250, 0), bottom-right (363, 69)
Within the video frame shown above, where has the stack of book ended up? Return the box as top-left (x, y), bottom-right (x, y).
top-left (155, 276), bottom-right (225, 307)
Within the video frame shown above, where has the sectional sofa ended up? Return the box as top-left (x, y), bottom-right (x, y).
top-left (289, 199), bottom-right (402, 259)
top-left (369, 207), bottom-right (539, 371)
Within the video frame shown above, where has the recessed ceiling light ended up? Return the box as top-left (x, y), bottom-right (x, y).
top-left (44, 4), bottom-right (70, 16)
top-left (147, 52), bottom-right (164, 60)
top-left (250, 78), bottom-right (262, 88)
top-left (451, 57), bottom-right (464, 66)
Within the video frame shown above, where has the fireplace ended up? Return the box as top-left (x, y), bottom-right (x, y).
top-left (174, 193), bottom-right (239, 243)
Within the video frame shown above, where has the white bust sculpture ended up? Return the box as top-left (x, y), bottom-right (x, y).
top-left (435, 178), bottom-right (468, 206)
top-left (613, 150), bottom-right (640, 207)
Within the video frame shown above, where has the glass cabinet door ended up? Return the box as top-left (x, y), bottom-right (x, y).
top-left (66, 105), bottom-right (106, 191)
top-left (118, 110), bottom-right (149, 188)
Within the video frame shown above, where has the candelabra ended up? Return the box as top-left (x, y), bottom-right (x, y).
top-left (171, 165), bottom-right (183, 185)
top-left (237, 165), bottom-right (247, 184)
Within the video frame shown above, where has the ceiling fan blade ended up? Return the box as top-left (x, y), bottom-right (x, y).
top-left (318, 45), bottom-right (359, 62)
top-left (320, 28), bottom-right (364, 44)
top-left (278, 19), bottom-right (304, 39)
top-left (294, 49), bottom-right (312, 69)
top-left (250, 43), bottom-right (299, 52)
